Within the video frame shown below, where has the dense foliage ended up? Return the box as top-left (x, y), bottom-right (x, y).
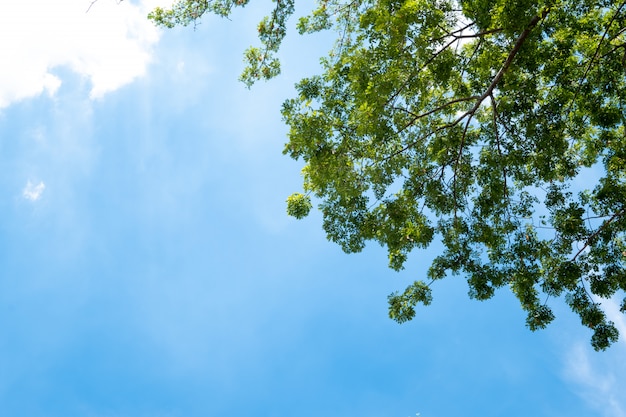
top-left (150, 0), bottom-right (626, 350)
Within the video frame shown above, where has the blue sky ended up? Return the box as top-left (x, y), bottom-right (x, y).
top-left (0, 1), bottom-right (625, 416)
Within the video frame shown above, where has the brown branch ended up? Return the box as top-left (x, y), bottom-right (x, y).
top-left (431, 23), bottom-right (504, 44)
top-left (459, 36), bottom-right (484, 81)
top-left (490, 94), bottom-right (508, 201)
top-left (86, 0), bottom-right (123, 13)
top-left (384, 110), bottom-right (472, 163)
top-left (430, 22), bottom-right (475, 43)
top-left (331, 0), bottom-right (361, 62)
top-left (452, 27), bottom-right (505, 40)
top-left (567, 0), bottom-right (626, 115)
top-left (386, 36), bottom-right (465, 107)
top-left (394, 95), bottom-right (480, 133)
top-left (327, 0), bottom-right (361, 19)
top-left (452, 115), bottom-right (473, 218)
top-left (600, 42), bottom-right (626, 60)
top-left (572, 209), bottom-right (626, 261)
top-left (385, 9), bottom-right (549, 165)
top-left (469, 8), bottom-right (550, 115)
top-left (387, 23), bottom-right (503, 108)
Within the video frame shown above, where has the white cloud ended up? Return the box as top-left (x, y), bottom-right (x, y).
top-left (23, 181), bottom-right (46, 201)
top-left (564, 342), bottom-right (626, 417)
top-left (0, 0), bottom-right (176, 108)
top-left (560, 296), bottom-right (626, 417)
top-left (600, 297), bottom-right (626, 344)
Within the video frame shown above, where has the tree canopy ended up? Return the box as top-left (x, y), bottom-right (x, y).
top-left (150, 0), bottom-right (626, 350)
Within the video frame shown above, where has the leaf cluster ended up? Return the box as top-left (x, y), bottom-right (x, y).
top-left (281, 0), bottom-right (626, 350)
top-left (151, 0), bottom-right (626, 350)
top-left (148, 0), bottom-right (293, 86)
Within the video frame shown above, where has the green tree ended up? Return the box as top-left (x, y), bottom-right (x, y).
top-left (150, 0), bottom-right (626, 350)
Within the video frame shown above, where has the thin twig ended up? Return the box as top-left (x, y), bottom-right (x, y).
top-left (387, 9), bottom-right (549, 160)
top-left (491, 94), bottom-right (509, 201)
top-left (86, 0), bottom-right (123, 13)
top-left (86, 0), bottom-right (99, 13)
top-left (565, 0), bottom-right (626, 116)
top-left (572, 209), bottom-right (626, 261)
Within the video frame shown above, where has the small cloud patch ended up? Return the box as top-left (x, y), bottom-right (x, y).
top-left (23, 181), bottom-right (46, 201)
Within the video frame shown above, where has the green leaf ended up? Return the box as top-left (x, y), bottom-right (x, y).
top-left (155, 0), bottom-right (626, 350)
top-left (286, 193), bottom-right (312, 219)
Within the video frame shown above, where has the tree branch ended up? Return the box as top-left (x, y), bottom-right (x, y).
top-left (86, 0), bottom-right (123, 13)
top-left (393, 95), bottom-right (480, 132)
top-left (490, 94), bottom-right (508, 201)
top-left (388, 10), bottom-right (549, 161)
top-left (572, 208), bottom-right (626, 261)
top-left (567, 0), bottom-right (626, 115)
top-left (470, 8), bottom-right (550, 115)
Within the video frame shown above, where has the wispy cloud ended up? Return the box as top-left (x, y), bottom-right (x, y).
top-left (564, 341), bottom-right (626, 417)
top-left (601, 298), bottom-right (626, 343)
top-left (22, 181), bottom-right (46, 201)
top-left (0, 0), bottom-right (175, 108)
